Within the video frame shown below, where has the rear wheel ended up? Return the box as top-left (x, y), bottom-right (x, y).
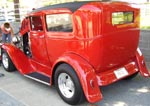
top-left (54, 63), bottom-right (85, 105)
top-left (1, 50), bottom-right (16, 72)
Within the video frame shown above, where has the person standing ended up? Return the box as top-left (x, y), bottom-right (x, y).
top-left (0, 22), bottom-right (14, 43)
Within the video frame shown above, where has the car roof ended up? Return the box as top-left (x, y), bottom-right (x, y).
top-left (31, 1), bottom-right (100, 13)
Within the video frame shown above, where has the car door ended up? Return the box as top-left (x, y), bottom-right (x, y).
top-left (29, 15), bottom-right (51, 67)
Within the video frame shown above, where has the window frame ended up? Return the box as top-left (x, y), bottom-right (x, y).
top-left (45, 13), bottom-right (73, 32)
top-left (30, 16), bottom-right (43, 31)
top-left (112, 11), bottom-right (134, 25)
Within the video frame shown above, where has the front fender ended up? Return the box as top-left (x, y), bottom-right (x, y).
top-left (52, 53), bottom-right (102, 103)
top-left (1, 44), bottom-right (35, 74)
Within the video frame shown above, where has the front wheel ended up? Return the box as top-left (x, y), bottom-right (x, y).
top-left (1, 50), bottom-right (16, 72)
top-left (54, 63), bottom-right (85, 105)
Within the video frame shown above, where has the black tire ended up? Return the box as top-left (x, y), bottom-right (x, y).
top-left (124, 72), bottom-right (138, 80)
top-left (1, 50), bottom-right (16, 72)
top-left (54, 63), bottom-right (85, 105)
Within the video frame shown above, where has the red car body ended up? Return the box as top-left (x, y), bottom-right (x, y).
top-left (1, 1), bottom-right (149, 105)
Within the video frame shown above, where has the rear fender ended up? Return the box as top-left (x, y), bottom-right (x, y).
top-left (52, 53), bottom-right (102, 103)
top-left (1, 44), bottom-right (35, 74)
top-left (136, 48), bottom-right (150, 77)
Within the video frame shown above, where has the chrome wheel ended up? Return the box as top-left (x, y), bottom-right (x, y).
top-left (1, 50), bottom-right (16, 72)
top-left (2, 52), bottom-right (9, 69)
top-left (55, 64), bottom-right (85, 105)
top-left (58, 73), bottom-right (75, 98)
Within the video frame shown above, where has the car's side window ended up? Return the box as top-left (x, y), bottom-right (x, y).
top-left (30, 16), bottom-right (43, 31)
top-left (112, 12), bottom-right (134, 25)
top-left (46, 14), bottom-right (73, 32)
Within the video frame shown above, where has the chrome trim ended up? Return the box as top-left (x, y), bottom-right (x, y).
top-left (24, 75), bottom-right (50, 86)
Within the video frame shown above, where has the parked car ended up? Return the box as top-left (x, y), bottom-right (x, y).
top-left (1, 1), bottom-right (149, 105)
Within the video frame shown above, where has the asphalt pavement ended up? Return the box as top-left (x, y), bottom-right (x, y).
top-left (0, 66), bottom-right (150, 106)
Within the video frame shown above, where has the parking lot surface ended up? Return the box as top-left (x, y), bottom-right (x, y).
top-left (0, 66), bottom-right (150, 106)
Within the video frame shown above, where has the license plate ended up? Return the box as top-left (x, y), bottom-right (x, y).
top-left (114, 67), bottom-right (128, 79)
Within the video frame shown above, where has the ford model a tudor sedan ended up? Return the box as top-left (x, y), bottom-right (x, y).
top-left (1, 1), bottom-right (150, 105)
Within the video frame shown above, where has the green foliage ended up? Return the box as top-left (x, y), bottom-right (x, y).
top-left (140, 16), bottom-right (150, 30)
top-left (140, 26), bottom-right (150, 30)
top-left (7, 0), bottom-right (13, 2)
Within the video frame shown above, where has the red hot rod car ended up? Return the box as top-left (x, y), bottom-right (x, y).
top-left (1, 1), bottom-right (150, 105)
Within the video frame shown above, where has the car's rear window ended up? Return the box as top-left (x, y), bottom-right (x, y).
top-left (112, 11), bottom-right (134, 25)
top-left (46, 14), bottom-right (73, 32)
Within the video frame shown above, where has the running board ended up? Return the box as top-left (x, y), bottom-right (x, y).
top-left (24, 72), bottom-right (50, 86)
